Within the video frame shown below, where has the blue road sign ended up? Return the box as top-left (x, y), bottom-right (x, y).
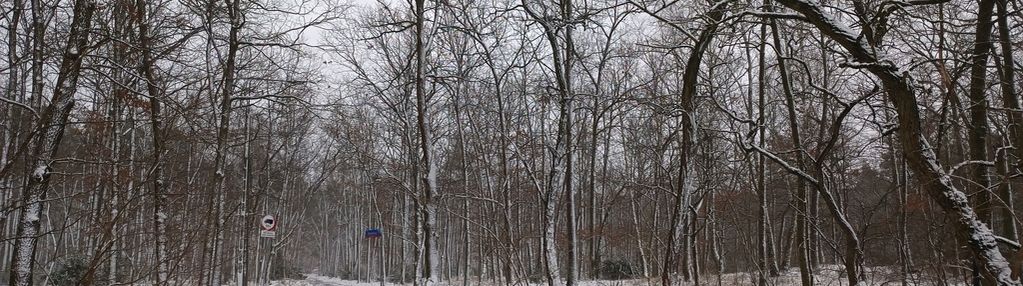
top-left (365, 228), bottom-right (382, 238)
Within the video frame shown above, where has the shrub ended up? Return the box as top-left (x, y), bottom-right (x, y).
top-left (599, 260), bottom-right (636, 280)
top-left (48, 255), bottom-right (93, 286)
top-left (269, 257), bottom-right (304, 280)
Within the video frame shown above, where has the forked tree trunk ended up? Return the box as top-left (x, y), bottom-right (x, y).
top-left (519, 0), bottom-right (576, 284)
top-left (412, 0), bottom-right (439, 281)
top-left (660, 4), bottom-right (724, 285)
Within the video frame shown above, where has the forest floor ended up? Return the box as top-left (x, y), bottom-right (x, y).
top-left (269, 265), bottom-right (942, 285)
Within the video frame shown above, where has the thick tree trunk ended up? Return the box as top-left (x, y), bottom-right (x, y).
top-left (965, 0), bottom-right (996, 231)
top-left (8, 0), bottom-right (95, 284)
top-left (773, 0), bottom-right (1019, 283)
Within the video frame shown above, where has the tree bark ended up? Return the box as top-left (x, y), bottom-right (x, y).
top-left (965, 0), bottom-right (996, 230)
top-left (658, 4), bottom-right (724, 285)
top-left (209, 0), bottom-right (242, 282)
top-left (138, 2), bottom-right (169, 283)
top-left (773, 0), bottom-right (1019, 283)
top-left (413, 0), bottom-right (440, 281)
top-left (994, 0), bottom-right (1020, 241)
top-left (8, 0), bottom-right (95, 284)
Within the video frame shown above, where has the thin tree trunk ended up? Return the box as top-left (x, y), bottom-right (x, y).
top-left (563, 0), bottom-right (579, 282)
top-left (995, 0), bottom-right (1019, 241)
top-left (1, 0), bottom-right (21, 174)
top-left (657, 4), bottom-right (724, 285)
top-left (765, 7), bottom-right (866, 284)
top-left (0, 0), bottom-right (22, 271)
top-left (768, 16), bottom-right (814, 286)
top-left (412, 0), bottom-right (439, 281)
top-left (138, 3), bottom-right (169, 282)
top-left (210, 0), bottom-right (243, 282)
top-left (755, 11), bottom-right (775, 284)
top-left (520, 1), bottom-right (573, 284)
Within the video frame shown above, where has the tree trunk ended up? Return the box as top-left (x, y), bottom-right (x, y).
top-left (773, 0), bottom-right (1019, 283)
top-left (138, 2), bottom-right (169, 282)
top-left (762, 8), bottom-right (815, 285)
top-left (8, 0), bottom-right (95, 284)
top-left (965, 0), bottom-right (996, 232)
top-left (413, 0), bottom-right (439, 281)
top-left (994, 0), bottom-right (1020, 241)
top-left (210, 0), bottom-right (243, 283)
top-left (659, 5), bottom-right (724, 285)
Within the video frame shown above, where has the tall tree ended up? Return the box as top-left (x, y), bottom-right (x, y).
top-left (772, 0), bottom-right (1019, 283)
top-left (8, 0), bottom-right (96, 284)
top-left (413, 0), bottom-right (440, 281)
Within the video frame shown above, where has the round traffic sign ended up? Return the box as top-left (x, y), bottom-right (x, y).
top-left (260, 215), bottom-right (276, 231)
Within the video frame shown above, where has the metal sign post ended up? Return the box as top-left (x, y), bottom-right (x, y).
top-left (365, 228), bottom-right (385, 286)
top-left (259, 215), bottom-right (276, 286)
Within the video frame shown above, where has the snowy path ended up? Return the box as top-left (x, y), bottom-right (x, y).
top-left (272, 275), bottom-right (389, 286)
top-left (271, 265), bottom-right (923, 286)
top-left (299, 275), bottom-right (355, 285)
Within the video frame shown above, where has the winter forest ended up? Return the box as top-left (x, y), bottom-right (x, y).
top-left (0, 0), bottom-right (1021, 283)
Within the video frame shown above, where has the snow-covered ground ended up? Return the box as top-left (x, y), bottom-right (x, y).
top-left (271, 275), bottom-right (655, 286)
top-left (270, 265), bottom-right (954, 286)
top-left (271, 274), bottom-right (390, 286)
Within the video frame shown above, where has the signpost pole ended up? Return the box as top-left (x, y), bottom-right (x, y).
top-left (258, 215), bottom-right (276, 286)
top-left (364, 227), bottom-right (385, 285)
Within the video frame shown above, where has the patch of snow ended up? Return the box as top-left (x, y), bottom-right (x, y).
top-left (31, 165), bottom-right (47, 180)
top-left (264, 267), bottom-right (948, 286)
top-left (24, 203), bottom-right (39, 222)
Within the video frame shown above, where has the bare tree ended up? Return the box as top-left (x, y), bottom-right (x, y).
top-left (8, 0), bottom-right (96, 284)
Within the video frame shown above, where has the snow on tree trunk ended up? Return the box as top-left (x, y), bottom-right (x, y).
top-left (519, 0), bottom-right (578, 283)
top-left (413, 0), bottom-right (439, 281)
top-left (7, 0), bottom-right (94, 284)
top-left (774, 0), bottom-right (1020, 283)
top-left (657, 4), bottom-right (723, 284)
top-left (209, 0), bottom-right (242, 283)
top-left (139, 1), bottom-right (169, 282)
